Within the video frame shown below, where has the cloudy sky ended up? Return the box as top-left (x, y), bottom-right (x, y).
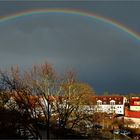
top-left (0, 1), bottom-right (140, 94)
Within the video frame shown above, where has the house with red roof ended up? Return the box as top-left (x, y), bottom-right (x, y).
top-left (93, 96), bottom-right (127, 115)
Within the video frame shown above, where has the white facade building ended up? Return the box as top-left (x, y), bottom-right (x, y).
top-left (94, 96), bottom-right (127, 115)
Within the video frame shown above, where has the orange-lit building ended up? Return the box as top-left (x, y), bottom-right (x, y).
top-left (124, 97), bottom-right (140, 118)
top-left (124, 97), bottom-right (140, 128)
top-left (129, 97), bottom-right (140, 111)
top-left (125, 107), bottom-right (140, 118)
top-left (124, 107), bottom-right (140, 128)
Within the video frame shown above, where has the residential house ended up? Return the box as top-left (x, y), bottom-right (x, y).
top-left (94, 96), bottom-right (127, 115)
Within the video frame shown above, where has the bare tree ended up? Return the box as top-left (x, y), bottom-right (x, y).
top-left (53, 71), bottom-right (95, 132)
top-left (0, 66), bottom-right (41, 139)
top-left (0, 62), bottom-right (96, 139)
top-left (25, 62), bottom-right (57, 139)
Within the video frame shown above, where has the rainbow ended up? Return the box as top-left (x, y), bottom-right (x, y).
top-left (0, 8), bottom-right (139, 41)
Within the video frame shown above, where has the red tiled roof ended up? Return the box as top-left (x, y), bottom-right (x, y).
top-left (94, 96), bottom-right (124, 105)
top-left (130, 97), bottom-right (140, 106)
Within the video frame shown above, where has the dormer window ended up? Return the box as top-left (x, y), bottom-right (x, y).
top-left (110, 100), bottom-right (115, 105)
top-left (97, 100), bottom-right (102, 105)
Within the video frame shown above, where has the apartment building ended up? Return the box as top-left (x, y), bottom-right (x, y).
top-left (94, 96), bottom-right (127, 115)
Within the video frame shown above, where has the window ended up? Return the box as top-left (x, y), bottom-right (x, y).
top-left (110, 101), bottom-right (115, 105)
top-left (110, 100), bottom-right (115, 105)
top-left (97, 100), bottom-right (102, 105)
top-left (97, 102), bottom-right (102, 105)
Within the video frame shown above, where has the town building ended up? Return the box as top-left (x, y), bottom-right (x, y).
top-left (129, 97), bottom-right (140, 111)
top-left (124, 97), bottom-right (140, 128)
top-left (94, 96), bottom-right (127, 115)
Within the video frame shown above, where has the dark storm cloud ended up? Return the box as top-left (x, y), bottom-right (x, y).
top-left (0, 1), bottom-right (140, 93)
top-left (1, 1), bottom-right (140, 33)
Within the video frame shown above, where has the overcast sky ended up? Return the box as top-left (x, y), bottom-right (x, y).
top-left (0, 1), bottom-right (140, 94)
